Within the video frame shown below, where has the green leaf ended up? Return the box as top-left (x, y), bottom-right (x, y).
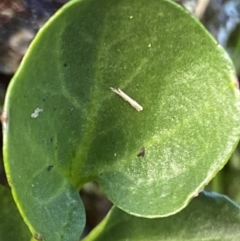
top-left (2, 0), bottom-right (240, 239)
top-left (0, 185), bottom-right (31, 241)
top-left (83, 191), bottom-right (240, 241)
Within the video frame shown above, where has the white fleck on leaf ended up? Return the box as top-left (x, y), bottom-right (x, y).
top-left (31, 108), bottom-right (43, 118)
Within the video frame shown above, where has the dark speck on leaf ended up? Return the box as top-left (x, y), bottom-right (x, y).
top-left (63, 63), bottom-right (67, 67)
top-left (47, 165), bottom-right (53, 171)
top-left (137, 147), bottom-right (145, 157)
top-left (42, 95), bottom-right (47, 102)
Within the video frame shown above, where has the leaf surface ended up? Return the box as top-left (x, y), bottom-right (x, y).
top-left (0, 185), bottom-right (31, 241)
top-left (2, 0), bottom-right (240, 240)
top-left (83, 191), bottom-right (240, 241)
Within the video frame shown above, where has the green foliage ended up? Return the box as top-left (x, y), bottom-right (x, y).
top-left (0, 185), bottom-right (31, 241)
top-left (83, 191), bottom-right (240, 241)
top-left (2, 0), bottom-right (240, 240)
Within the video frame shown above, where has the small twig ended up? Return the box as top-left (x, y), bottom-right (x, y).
top-left (194, 0), bottom-right (210, 19)
top-left (110, 87), bottom-right (143, 112)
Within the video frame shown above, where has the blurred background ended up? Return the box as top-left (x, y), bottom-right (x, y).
top-left (0, 0), bottom-right (240, 238)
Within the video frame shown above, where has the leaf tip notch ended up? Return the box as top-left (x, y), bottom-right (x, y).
top-left (1, 109), bottom-right (8, 131)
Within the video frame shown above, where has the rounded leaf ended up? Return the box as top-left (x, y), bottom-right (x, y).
top-left (2, 2), bottom-right (240, 241)
top-left (83, 192), bottom-right (240, 241)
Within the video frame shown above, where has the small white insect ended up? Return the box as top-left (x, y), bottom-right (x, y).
top-left (31, 108), bottom-right (43, 118)
top-left (110, 87), bottom-right (143, 112)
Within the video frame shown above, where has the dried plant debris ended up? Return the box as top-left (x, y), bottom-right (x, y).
top-left (110, 87), bottom-right (143, 112)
